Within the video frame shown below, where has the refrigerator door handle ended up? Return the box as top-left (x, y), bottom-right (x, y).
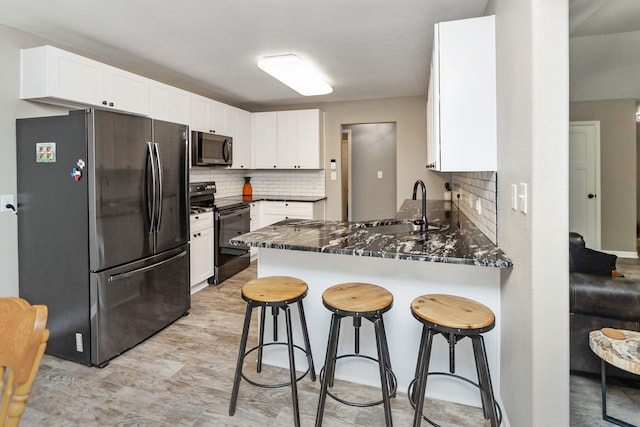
top-left (146, 142), bottom-right (156, 234)
top-left (107, 250), bottom-right (187, 283)
top-left (153, 142), bottom-right (163, 233)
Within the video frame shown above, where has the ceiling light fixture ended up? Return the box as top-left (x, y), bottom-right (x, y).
top-left (258, 54), bottom-right (333, 96)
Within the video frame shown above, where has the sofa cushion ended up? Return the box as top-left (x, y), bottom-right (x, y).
top-left (570, 272), bottom-right (640, 320)
top-left (572, 247), bottom-right (617, 276)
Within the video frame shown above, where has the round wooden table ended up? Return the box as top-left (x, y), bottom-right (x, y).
top-left (589, 329), bottom-right (640, 427)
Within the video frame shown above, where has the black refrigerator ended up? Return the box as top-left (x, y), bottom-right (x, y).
top-left (16, 109), bottom-right (190, 366)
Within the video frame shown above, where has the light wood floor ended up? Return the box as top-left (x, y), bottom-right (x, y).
top-left (21, 260), bottom-right (640, 426)
top-left (22, 262), bottom-right (488, 426)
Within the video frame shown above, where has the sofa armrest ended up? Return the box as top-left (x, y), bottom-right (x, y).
top-left (570, 272), bottom-right (640, 320)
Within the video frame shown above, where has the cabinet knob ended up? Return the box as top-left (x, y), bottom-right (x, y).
top-left (102, 100), bottom-right (107, 105)
top-left (109, 102), bottom-right (114, 107)
top-left (273, 165), bottom-right (276, 168)
top-left (210, 130), bottom-right (215, 133)
top-left (588, 193), bottom-right (596, 199)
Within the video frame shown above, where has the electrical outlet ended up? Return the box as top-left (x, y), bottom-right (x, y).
top-left (1, 194), bottom-right (14, 213)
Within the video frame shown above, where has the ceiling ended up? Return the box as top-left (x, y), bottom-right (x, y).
top-left (569, 0), bottom-right (640, 37)
top-left (0, 0), bottom-right (489, 110)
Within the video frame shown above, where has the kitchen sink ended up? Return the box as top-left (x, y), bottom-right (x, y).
top-left (367, 221), bottom-right (447, 234)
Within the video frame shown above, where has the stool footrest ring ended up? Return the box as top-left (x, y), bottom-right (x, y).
top-left (319, 353), bottom-right (397, 408)
top-left (407, 372), bottom-right (503, 427)
top-left (241, 342), bottom-right (312, 388)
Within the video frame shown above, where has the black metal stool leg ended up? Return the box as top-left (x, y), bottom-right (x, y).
top-left (378, 316), bottom-right (396, 398)
top-left (284, 306), bottom-right (301, 427)
top-left (272, 306), bottom-right (279, 341)
top-left (229, 303), bottom-right (254, 416)
top-left (316, 313), bottom-right (341, 427)
top-left (374, 316), bottom-right (393, 427)
top-left (328, 317), bottom-right (342, 388)
top-left (412, 328), bottom-right (435, 427)
top-left (257, 305), bottom-right (266, 373)
top-left (297, 300), bottom-right (316, 381)
top-left (412, 325), bottom-right (428, 403)
top-left (472, 335), bottom-right (491, 420)
top-left (472, 335), bottom-right (498, 427)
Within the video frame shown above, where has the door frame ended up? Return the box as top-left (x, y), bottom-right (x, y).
top-left (569, 120), bottom-right (601, 249)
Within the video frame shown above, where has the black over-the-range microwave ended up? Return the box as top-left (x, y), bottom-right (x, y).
top-left (191, 131), bottom-right (233, 166)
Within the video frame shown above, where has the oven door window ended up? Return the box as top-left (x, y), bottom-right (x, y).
top-left (217, 207), bottom-right (249, 265)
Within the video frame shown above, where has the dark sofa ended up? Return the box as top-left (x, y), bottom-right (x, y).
top-left (569, 232), bottom-right (640, 380)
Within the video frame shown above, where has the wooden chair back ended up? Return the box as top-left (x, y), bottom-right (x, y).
top-left (0, 297), bottom-right (49, 427)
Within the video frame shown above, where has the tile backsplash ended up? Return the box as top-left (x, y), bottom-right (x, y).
top-left (190, 168), bottom-right (326, 198)
top-left (451, 172), bottom-right (497, 244)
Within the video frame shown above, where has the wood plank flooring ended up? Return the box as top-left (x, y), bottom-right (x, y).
top-left (22, 262), bottom-right (487, 426)
top-left (20, 260), bottom-right (640, 426)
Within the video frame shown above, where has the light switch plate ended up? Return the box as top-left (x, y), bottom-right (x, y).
top-left (519, 183), bottom-right (528, 214)
top-left (377, 171), bottom-right (383, 179)
top-left (330, 171), bottom-right (337, 180)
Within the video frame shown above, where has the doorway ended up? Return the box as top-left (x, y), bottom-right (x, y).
top-left (341, 123), bottom-right (397, 221)
top-left (569, 121), bottom-right (601, 249)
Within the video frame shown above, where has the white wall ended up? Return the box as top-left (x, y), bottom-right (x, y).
top-left (492, 0), bottom-right (570, 425)
top-left (570, 99), bottom-right (637, 253)
top-left (0, 24), bottom-right (69, 297)
top-left (571, 30), bottom-right (640, 102)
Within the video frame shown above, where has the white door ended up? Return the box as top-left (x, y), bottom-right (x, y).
top-left (569, 121), bottom-right (601, 249)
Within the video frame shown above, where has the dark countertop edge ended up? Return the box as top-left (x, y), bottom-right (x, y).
top-left (217, 195), bottom-right (327, 203)
top-left (244, 242), bottom-right (512, 268)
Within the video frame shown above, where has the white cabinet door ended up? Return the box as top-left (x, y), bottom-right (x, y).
top-left (106, 68), bottom-right (150, 116)
top-left (207, 99), bottom-right (226, 134)
top-left (21, 45), bottom-right (150, 116)
top-left (39, 46), bottom-right (105, 107)
top-left (190, 227), bottom-right (214, 286)
top-left (190, 94), bottom-right (211, 132)
top-left (149, 82), bottom-right (190, 124)
top-left (231, 109), bottom-right (253, 169)
top-left (251, 109), bottom-right (323, 169)
top-left (276, 111), bottom-right (298, 169)
top-left (297, 109), bottom-right (322, 169)
top-left (427, 16), bottom-right (496, 172)
top-left (250, 202), bottom-right (262, 231)
top-left (253, 112), bottom-right (278, 169)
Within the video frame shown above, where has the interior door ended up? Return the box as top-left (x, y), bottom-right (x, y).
top-left (153, 120), bottom-right (189, 253)
top-left (91, 110), bottom-right (153, 271)
top-left (569, 121), bottom-right (601, 248)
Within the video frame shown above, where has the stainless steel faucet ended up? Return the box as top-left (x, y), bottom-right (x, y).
top-left (412, 179), bottom-right (428, 232)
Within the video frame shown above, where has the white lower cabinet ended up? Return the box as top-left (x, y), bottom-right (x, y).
top-left (259, 201), bottom-right (325, 227)
top-left (189, 212), bottom-right (214, 293)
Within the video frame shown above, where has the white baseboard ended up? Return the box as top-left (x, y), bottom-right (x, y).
top-left (602, 250), bottom-right (638, 259)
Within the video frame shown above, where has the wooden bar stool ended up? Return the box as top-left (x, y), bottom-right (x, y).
top-left (315, 282), bottom-right (396, 427)
top-left (229, 276), bottom-right (316, 427)
top-left (409, 294), bottom-right (501, 427)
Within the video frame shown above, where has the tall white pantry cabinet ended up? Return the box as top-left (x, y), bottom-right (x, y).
top-left (426, 15), bottom-right (497, 172)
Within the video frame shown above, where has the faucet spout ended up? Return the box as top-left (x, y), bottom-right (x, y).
top-left (412, 179), bottom-right (428, 232)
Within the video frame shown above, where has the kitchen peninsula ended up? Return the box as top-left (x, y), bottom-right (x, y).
top-left (231, 200), bottom-right (512, 410)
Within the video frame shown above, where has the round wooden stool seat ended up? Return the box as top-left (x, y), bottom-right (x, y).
top-left (322, 282), bottom-right (393, 315)
top-left (411, 294), bottom-right (495, 332)
top-left (242, 276), bottom-right (308, 304)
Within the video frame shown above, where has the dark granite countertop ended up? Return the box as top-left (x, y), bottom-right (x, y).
top-left (214, 195), bottom-right (326, 209)
top-left (231, 199), bottom-right (513, 268)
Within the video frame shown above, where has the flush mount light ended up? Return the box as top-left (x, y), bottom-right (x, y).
top-left (258, 54), bottom-right (333, 96)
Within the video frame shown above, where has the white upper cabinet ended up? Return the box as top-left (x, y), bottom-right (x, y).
top-left (426, 15), bottom-right (496, 172)
top-left (252, 109), bottom-right (323, 169)
top-left (189, 94), bottom-right (236, 135)
top-left (21, 45), bottom-right (150, 116)
top-left (252, 112), bottom-right (278, 169)
top-left (230, 108), bottom-right (253, 169)
top-left (149, 81), bottom-right (190, 125)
